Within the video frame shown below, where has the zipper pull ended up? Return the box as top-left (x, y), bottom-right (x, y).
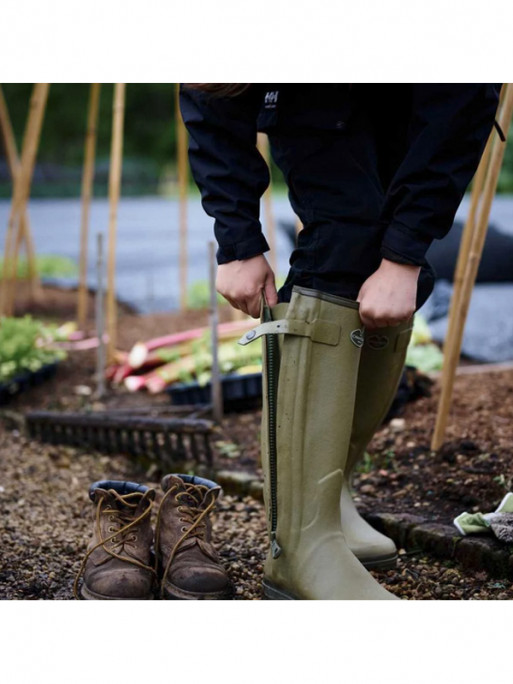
top-left (270, 532), bottom-right (282, 559)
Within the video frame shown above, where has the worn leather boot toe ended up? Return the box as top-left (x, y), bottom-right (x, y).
top-left (75, 480), bottom-right (156, 600)
top-left (156, 474), bottom-right (232, 600)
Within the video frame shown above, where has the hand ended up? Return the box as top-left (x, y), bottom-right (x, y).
top-left (357, 258), bottom-right (420, 329)
top-left (216, 254), bottom-right (278, 318)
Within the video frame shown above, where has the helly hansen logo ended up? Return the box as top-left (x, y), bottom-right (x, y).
top-left (264, 91), bottom-right (279, 108)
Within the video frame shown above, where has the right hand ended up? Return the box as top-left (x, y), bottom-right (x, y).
top-left (216, 254), bottom-right (278, 318)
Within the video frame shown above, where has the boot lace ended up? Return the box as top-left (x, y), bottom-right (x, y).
top-left (155, 483), bottom-right (217, 599)
top-left (73, 490), bottom-right (155, 599)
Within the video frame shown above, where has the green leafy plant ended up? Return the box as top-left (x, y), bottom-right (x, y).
top-left (0, 316), bottom-right (66, 384)
top-left (186, 281), bottom-right (227, 309)
top-left (0, 255), bottom-right (78, 279)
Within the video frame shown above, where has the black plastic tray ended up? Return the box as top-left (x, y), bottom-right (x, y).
top-left (0, 362), bottom-right (59, 405)
top-left (167, 372), bottom-right (263, 413)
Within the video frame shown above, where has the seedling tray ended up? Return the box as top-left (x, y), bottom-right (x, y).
top-left (167, 372), bottom-right (263, 413)
top-left (0, 362), bottom-right (59, 405)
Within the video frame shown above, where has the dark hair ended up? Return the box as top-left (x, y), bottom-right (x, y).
top-left (183, 83), bottom-right (250, 98)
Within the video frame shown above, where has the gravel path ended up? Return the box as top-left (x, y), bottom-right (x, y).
top-left (2, 426), bottom-right (512, 600)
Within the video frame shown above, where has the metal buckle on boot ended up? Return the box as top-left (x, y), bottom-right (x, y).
top-left (350, 329), bottom-right (365, 348)
top-left (367, 334), bottom-right (389, 350)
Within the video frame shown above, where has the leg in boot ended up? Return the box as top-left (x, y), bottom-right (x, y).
top-left (341, 320), bottom-right (413, 570)
top-left (241, 286), bottom-right (398, 600)
top-left (156, 474), bottom-right (232, 600)
top-left (75, 480), bottom-right (156, 600)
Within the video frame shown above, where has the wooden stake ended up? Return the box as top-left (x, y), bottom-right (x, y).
top-left (175, 84), bottom-right (189, 310)
top-left (106, 83), bottom-right (126, 362)
top-left (0, 88), bottom-right (40, 300)
top-left (209, 241), bottom-right (223, 423)
top-left (95, 233), bottom-right (106, 399)
top-left (0, 83), bottom-right (48, 314)
top-left (439, 131), bottom-right (493, 389)
top-left (431, 84), bottom-right (513, 451)
top-left (257, 133), bottom-right (278, 274)
top-left (77, 83), bottom-right (101, 332)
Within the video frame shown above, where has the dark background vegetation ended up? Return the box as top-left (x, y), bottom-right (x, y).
top-left (1, 83), bottom-right (512, 197)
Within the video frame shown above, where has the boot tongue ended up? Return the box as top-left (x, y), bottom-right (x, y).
top-left (178, 483), bottom-right (209, 508)
top-left (164, 475), bottom-right (209, 507)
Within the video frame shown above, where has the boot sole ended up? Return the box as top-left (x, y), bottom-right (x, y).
top-left (80, 584), bottom-right (154, 600)
top-left (360, 553), bottom-right (398, 572)
top-left (262, 580), bottom-right (298, 600)
top-left (161, 581), bottom-right (232, 601)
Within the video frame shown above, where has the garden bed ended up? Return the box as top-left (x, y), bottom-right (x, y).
top-left (2, 294), bottom-right (513, 598)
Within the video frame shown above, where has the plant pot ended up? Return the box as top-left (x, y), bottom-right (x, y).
top-left (167, 372), bottom-right (263, 413)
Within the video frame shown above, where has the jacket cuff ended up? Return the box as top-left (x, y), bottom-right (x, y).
top-left (381, 221), bottom-right (433, 267)
top-left (216, 232), bottom-right (270, 264)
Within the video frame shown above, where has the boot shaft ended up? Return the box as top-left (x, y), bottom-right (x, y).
top-left (346, 319), bottom-right (413, 474)
top-left (249, 286), bottom-right (396, 599)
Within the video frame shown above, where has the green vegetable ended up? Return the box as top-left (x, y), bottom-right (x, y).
top-left (0, 316), bottom-right (66, 384)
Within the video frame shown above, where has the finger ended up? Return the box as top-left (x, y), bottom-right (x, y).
top-left (372, 318), bottom-right (391, 329)
top-left (358, 309), bottom-right (376, 329)
top-left (246, 293), bottom-right (262, 319)
top-left (264, 278), bottom-right (278, 307)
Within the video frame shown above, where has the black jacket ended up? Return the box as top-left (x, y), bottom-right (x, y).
top-left (180, 84), bottom-right (500, 266)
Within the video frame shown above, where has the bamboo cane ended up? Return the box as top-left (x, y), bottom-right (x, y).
top-left (106, 83), bottom-right (126, 362)
top-left (209, 241), bottom-right (223, 422)
top-left (257, 133), bottom-right (277, 274)
top-left (439, 132), bottom-right (493, 381)
top-left (175, 84), bottom-right (189, 310)
top-left (95, 232), bottom-right (106, 399)
top-left (431, 84), bottom-right (513, 451)
top-left (0, 87), bottom-right (41, 300)
top-left (77, 83), bottom-right (101, 332)
top-left (1, 83), bottom-right (49, 315)
top-left (441, 84), bottom-right (507, 386)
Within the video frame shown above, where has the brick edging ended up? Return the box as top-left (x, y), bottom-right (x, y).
top-left (365, 512), bottom-right (513, 579)
top-left (214, 470), bottom-right (513, 579)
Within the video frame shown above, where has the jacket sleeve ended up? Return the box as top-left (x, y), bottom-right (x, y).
top-left (380, 84), bottom-right (501, 266)
top-left (179, 85), bottom-right (271, 264)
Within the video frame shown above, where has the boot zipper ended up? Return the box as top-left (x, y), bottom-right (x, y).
top-left (265, 317), bottom-right (282, 559)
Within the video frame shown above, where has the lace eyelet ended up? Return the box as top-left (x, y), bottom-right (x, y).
top-left (179, 518), bottom-right (185, 523)
top-left (111, 537), bottom-right (118, 543)
top-left (108, 526), bottom-right (115, 533)
top-left (181, 526), bottom-right (187, 533)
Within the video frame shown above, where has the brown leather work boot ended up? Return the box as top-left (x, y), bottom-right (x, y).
top-left (74, 480), bottom-right (156, 600)
top-left (155, 474), bottom-right (232, 600)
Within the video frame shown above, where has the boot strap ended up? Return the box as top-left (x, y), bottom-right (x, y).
top-left (238, 318), bottom-right (341, 346)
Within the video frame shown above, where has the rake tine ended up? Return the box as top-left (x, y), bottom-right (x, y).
top-left (189, 432), bottom-right (199, 462)
top-left (151, 431), bottom-right (160, 459)
top-left (125, 429), bottom-right (137, 457)
top-left (204, 433), bottom-right (213, 466)
top-left (163, 429), bottom-right (173, 461)
top-left (175, 432), bottom-right (186, 460)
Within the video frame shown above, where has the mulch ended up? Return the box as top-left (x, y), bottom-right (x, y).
top-left (1, 285), bottom-right (513, 600)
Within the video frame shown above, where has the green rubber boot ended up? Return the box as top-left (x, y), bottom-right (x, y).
top-left (341, 320), bottom-right (413, 570)
top-left (239, 286), bottom-right (397, 600)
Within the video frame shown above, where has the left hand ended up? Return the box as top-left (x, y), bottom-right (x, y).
top-left (357, 258), bottom-right (420, 329)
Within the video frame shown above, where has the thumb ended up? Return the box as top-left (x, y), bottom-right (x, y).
top-left (263, 271), bottom-right (278, 307)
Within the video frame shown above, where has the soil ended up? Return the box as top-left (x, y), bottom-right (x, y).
top-left (2, 285), bottom-right (513, 600)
